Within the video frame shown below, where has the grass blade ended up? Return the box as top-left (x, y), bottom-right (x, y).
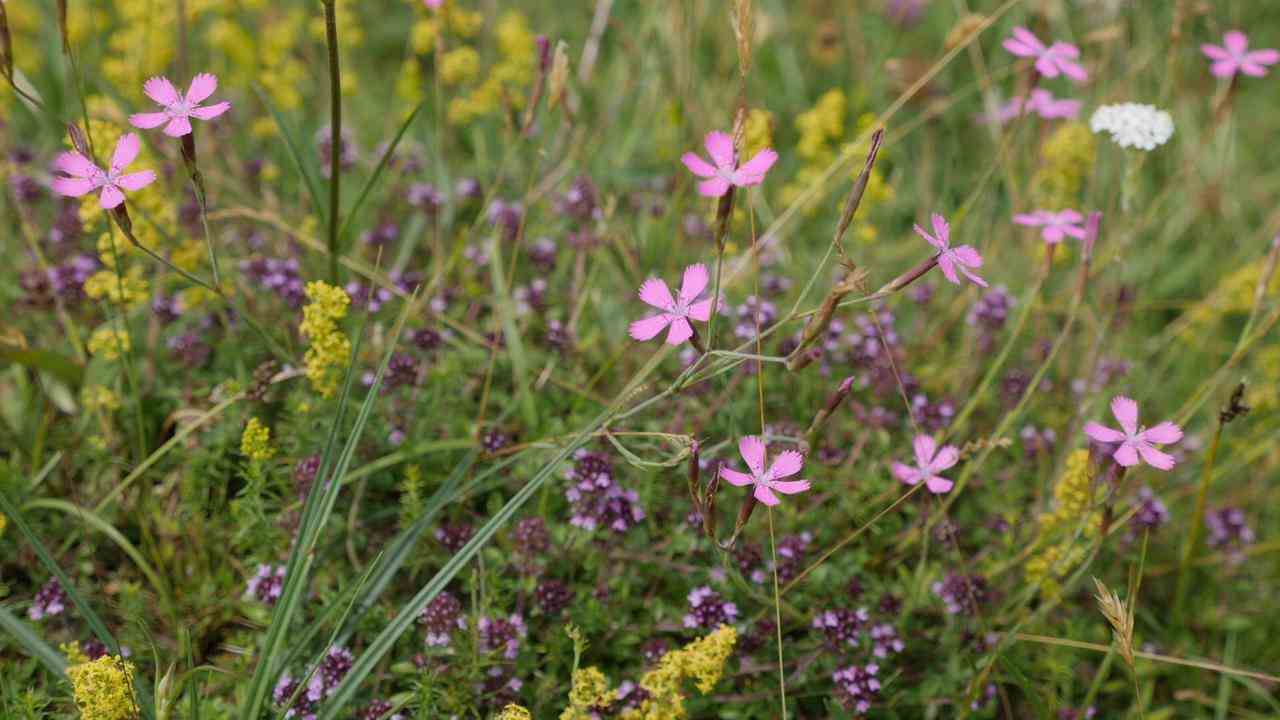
top-left (338, 101), bottom-right (424, 244)
top-left (254, 86), bottom-right (327, 228)
top-left (487, 234), bottom-right (539, 429)
top-left (0, 604), bottom-right (68, 678)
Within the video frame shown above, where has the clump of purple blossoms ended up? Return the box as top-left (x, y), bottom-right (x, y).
top-left (557, 175), bottom-right (600, 221)
top-left (527, 237), bottom-right (558, 271)
top-left (407, 183), bottom-right (444, 214)
top-left (361, 221), bottom-right (399, 249)
top-left (345, 282), bottom-right (393, 312)
top-left (359, 700), bottom-right (404, 720)
top-left (241, 257), bottom-right (305, 307)
top-left (683, 586), bottom-right (739, 630)
top-left (563, 449), bottom-right (645, 534)
top-left (1129, 487), bottom-right (1169, 534)
top-left (317, 125), bottom-right (358, 177)
top-left (536, 579), bottom-right (574, 617)
top-left (478, 613), bottom-right (527, 659)
top-left (813, 607), bottom-right (869, 650)
top-left (381, 352), bottom-right (419, 391)
top-left (933, 572), bottom-right (990, 616)
top-left (967, 285), bottom-right (1014, 351)
top-left (418, 592), bottom-right (466, 647)
top-left (1020, 425), bottom-right (1057, 458)
top-left (168, 332), bottom-right (212, 369)
top-left (29, 579), bottom-right (67, 621)
top-left (910, 392), bottom-right (956, 432)
top-left (434, 523), bottom-right (475, 554)
top-left (481, 427), bottom-right (513, 453)
top-left (272, 645), bottom-right (354, 719)
top-left (870, 623), bottom-right (904, 658)
top-left (488, 199), bottom-right (524, 240)
top-left (772, 532), bottom-right (813, 583)
top-left (832, 662), bottom-right (881, 715)
top-left (245, 564), bottom-right (286, 605)
top-left (734, 296), bottom-right (778, 341)
top-left (1206, 507), bottom-right (1255, 561)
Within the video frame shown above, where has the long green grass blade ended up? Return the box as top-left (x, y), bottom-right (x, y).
top-left (254, 86), bottom-right (327, 228)
top-left (0, 604), bottom-right (68, 678)
top-left (487, 234), bottom-right (539, 429)
top-left (338, 101), bottom-right (424, 243)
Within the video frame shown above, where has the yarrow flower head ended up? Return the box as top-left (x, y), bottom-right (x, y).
top-left (681, 130), bottom-right (778, 197)
top-left (628, 263), bottom-right (715, 346)
top-left (1201, 31), bottom-right (1279, 79)
top-left (1084, 395), bottom-right (1183, 470)
top-left (719, 436), bottom-right (810, 507)
top-left (1012, 209), bottom-right (1088, 245)
top-left (892, 434), bottom-right (959, 494)
top-left (1089, 103), bottom-right (1174, 151)
top-left (914, 213), bottom-right (988, 287)
top-left (129, 74), bottom-right (231, 137)
top-left (51, 133), bottom-right (156, 210)
top-left (1002, 27), bottom-right (1088, 82)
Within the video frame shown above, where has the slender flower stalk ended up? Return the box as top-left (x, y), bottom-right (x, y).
top-left (323, 0), bottom-right (343, 283)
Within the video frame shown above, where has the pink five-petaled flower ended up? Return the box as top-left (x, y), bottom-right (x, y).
top-left (129, 74), bottom-right (231, 137)
top-left (1201, 31), bottom-right (1279, 79)
top-left (1002, 27), bottom-right (1088, 83)
top-left (1084, 396), bottom-right (1183, 470)
top-left (628, 263), bottom-right (715, 345)
top-left (720, 436), bottom-right (809, 507)
top-left (1012, 209), bottom-right (1088, 245)
top-left (892, 435), bottom-right (959, 494)
top-left (914, 213), bottom-right (988, 288)
top-left (50, 133), bottom-right (156, 210)
top-left (424, 0), bottom-right (443, 8)
top-left (681, 130), bottom-right (778, 198)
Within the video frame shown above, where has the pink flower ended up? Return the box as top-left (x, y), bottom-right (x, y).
top-left (914, 213), bottom-right (988, 287)
top-left (891, 435), bottom-right (958, 494)
top-left (129, 74), bottom-right (231, 137)
top-left (720, 436), bottom-right (809, 506)
top-left (1201, 31), bottom-right (1279, 79)
top-left (628, 263), bottom-right (715, 345)
top-left (1002, 27), bottom-right (1088, 83)
top-left (681, 130), bottom-right (778, 197)
top-left (424, 0), bottom-right (443, 8)
top-left (50, 133), bottom-right (156, 210)
top-left (1084, 396), bottom-right (1183, 470)
top-left (1024, 88), bottom-right (1082, 119)
top-left (1012, 209), bottom-right (1088, 245)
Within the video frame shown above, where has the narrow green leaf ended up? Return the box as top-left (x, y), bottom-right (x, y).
top-left (254, 86), bottom-right (327, 228)
top-left (0, 346), bottom-right (83, 388)
top-left (487, 234), bottom-right (538, 429)
top-left (338, 102), bottom-right (424, 243)
top-left (0, 604), bottom-right (68, 678)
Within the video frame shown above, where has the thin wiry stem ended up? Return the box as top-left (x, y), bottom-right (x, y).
top-left (323, 0), bottom-right (342, 283)
top-left (767, 508), bottom-right (788, 720)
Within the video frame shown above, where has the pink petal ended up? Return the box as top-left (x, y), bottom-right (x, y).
top-left (686, 299), bottom-right (713, 322)
top-left (143, 76), bottom-right (180, 107)
top-left (1045, 99), bottom-right (1082, 119)
top-left (665, 317), bottom-right (694, 345)
top-left (678, 263), bottom-right (709, 305)
top-left (704, 130), bottom-right (735, 170)
top-left (1034, 56), bottom-right (1061, 77)
top-left (628, 314), bottom-right (671, 341)
top-left (110, 133), bottom-right (141, 174)
top-left (637, 277), bottom-right (675, 311)
top-left (1224, 31), bottom-right (1249, 56)
top-left (1013, 212), bottom-right (1047, 227)
top-left (739, 436), bottom-right (767, 476)
top-left (1061, 224), bottom-right (1088, 240)
top-left (936, 254), bottom-right (961, 284)
top-left (190, 100), bottom-right (232, 120)
top-left (1136, 444), bottom-right (1177, 471)
top-left (1201, 44), bottom-right (1232, 62)
top-left (1112, 443), bottom-right (1140, 467)
top-left (1049, 42), bottom-right (1081, 60)
top-left (53, 151), bottom-right (99, 178)
top-left (1083, 421), bottom-right (1125, 443)
top-left (924, 476), bottom-right (954, 494)
top-left (768, 450), bottom-right (804, 479)
top-left (51, 176), bottom-right (98, 197)
top-left (719, 466), bottom-right (754, 487)
top-left (115, 170), bottom-right (156, 192)
top-left (913, 223), bottom-right (944, 251)
top-left (186, 72), bottom-right (219, 105)
top-left (1245, 49), bottom-right (1280, 66)
top-left (1211, 60), bottom-right (1239, 78)
top-left (958, 265), bottom-right (989, 288)
top-left (129, 111), bottom-right (170, 129)
top-left (1043, 226), bottom-right (1065, 244)
top-left (1007, 27), bottom-right (1045, 55)
top-left (1054, 209), bottom-right (1084, 224)
top-left (753, 485), bottom-right (780, 506)
top-left (733, 148), bottom-right (777, 186)
top-left (891, 462), bottom-right (918, 484)
top-left (1110, 396), bottom-right (1139, 436)
top-left (697, 177), bottom-right (731, 197)
top-left (99, 184), bottom-right (125, 209)
top-left (930, 213), bottom-right (950, 247)
top-left (681, 152), bottom-right (717, 178)
top-left (912, 435), bottom-right (937, 468)
top-left (771, 479), bottom-right (810, 495)
top-left (1002, 38), bottom-right (1037, 57)
top-left (164, 116), bottom-right (193, 137)
top-left (1057, 59), bottom-right (1089, 83)
top-left (951, 245), bottom-right (983, 268)
top-left (1240, 61), bottom-right (1269, 77)
top-left (928, 445), bottom-right (959, 473)
top-left (1139, 421), bottom-right (1182, 445)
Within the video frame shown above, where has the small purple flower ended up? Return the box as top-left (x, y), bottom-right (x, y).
top-left (869, 623), bottom-right (904, 658)
top-left (557, 175), bottom-right (600, 221)
top-left (317, 125), bottom-right (358, 177)
top-left (683, 586), bottom-right (739, 630)
top-left (29, 579), bottom-right (67, 621)
top-left (418, 592), bottom-right (466, 647)
top-left (478, 613), bottom-right (527, 659)
top-left (245, 564), bottom-right (286, 605)
top-left (536, 579), bottom-right (574, 617)
top-left (407, 183), bottom-right (444, 214)
top-left (487, 199), bottom-right (524, 241)
top-left (563, 449), bottom-right (645, 534)
top-left (932, 572), bottom-right (989, 616)
top-left (832, 663), bottom-right (881, 715)
top-left (345, 282), bottom-right (393, 312)
top-left (1206, 507), bottom-right (1254, 561)
top-left (1130, 487), bottom-right (1169, 533)
top-left (812, 607), bottom-right (869, 650)
top-left (434, 523), bottom-right (475, 553)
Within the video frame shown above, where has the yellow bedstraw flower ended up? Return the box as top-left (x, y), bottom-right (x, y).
top-left (88, 327), bottom-right (131, 361)
top-left (61, 642), bottom-right (91, 665)
top-left (67, 655), bottom-right (138, 720)
top-left (440, 47), bottom-right (481, 85)
top-left (496, 705), bottom-right (532, 720)
top-left (620, 625), bottom-right (737, 720)
top-left (82, 385), bottom-right (122, 413)
top-left (562, 667), bottom-right (616, 719)
top-left (241, 417), bottom-right (275, 461)
top-left (299, 281), bottom-right (352, 398)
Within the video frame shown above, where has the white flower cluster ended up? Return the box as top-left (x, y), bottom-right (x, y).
top-left (1089, 103), bottom-right (1175, 151)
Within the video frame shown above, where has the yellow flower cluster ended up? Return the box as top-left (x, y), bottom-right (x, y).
top-left (300, 281), bottom-right (352, 398)
top-left (441, 47), bottom-right (482, 86)
top-left (783, 91), bottom-right (892, 234)
top-left (398, 1), bottom-right (484, 108)
top-left (82, 385), bottom-right (122, 413)
top-left (209, 6), bottom-right (308, 110)
top-left (1031, 122), bottom-right (1096, 210)
top-left (496, 705), bottom-right (532, 720)
top-left (84, 263), bottom-right (150, 308)
top-left (67, 655), bottom-right (138, 720)
top-left (241, 417), bottom-right (275, 461)
top-left (2, 1), bottom-right (43, 74)
top-left (562, 666), bottom-right (616, 720)
top-left (309, 0), bottom-right (364, 94)
top-left (1024, 450), bottom-right (1102, 598)
top-left (88, 327), bottom-right (132, 361)
top-left (447, 11), bottom-right (537, 125)
top-left (1038, 449), bottom-right (1103, 534)
top-left (1184, 257), bottom-right (1280, 329)
top-left (62, 642), bottom-right (91, 665)
top-left (743, 108), bottom-right (775, 160)
top-left (0, 512), bottom-right (6, 537)
top-left (620, 625), bottom-right (737, 720)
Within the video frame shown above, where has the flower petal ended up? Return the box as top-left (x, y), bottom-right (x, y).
top-left (1083, 421), bottom-right (1125, 443)
top-left (1245, 49), bottom-right (1280, 66)
top-left (768, 450), bottom-right (804, 479)
top-left (930, 213), bottom-right (950, 246)
top-left (697, 177), bottom-right (731, 197)
top-left (771, 480), bottom-right (810, 495)
top-left (1110, 396), bottom-right (1139, 436)
top-left (665, 316), bottom-right (694, 345)
top-left (50, 176), bottom-right (98, 197)
top-left (719, 466), bottom-right (755, 487)
top-left (681, 151), bottom-right (717, 178)
top-left (1139, 421), bottom-right (1182, 445)
top-left (190, 100), bottom-right (232, 120)
top-left (1211, 59), bottom-right (1239, 78)
top-left (951, 245), bottom-right (983, 267)
top-left (129, 111), bottom-right (170, 129)
top-left (1224, 31), bottom-right (1249, 56)
top-left (637, 277), bottom-right (675, 311)
top-left (114, 170), bottom-right (156, 191)
top-left (733, 148), bottom-right (777, 185)
top-left (928, 444), bottom-right (959, 473)
top-left (110, 133), bottom-right (142, 174)
top-left (1013, 212), bottom-right (1047, 227)
top-left (891, 462), bottom-right (918, 484)
top-left (912, 434), bottom-right (937, 467)
top-left (678, 263), bottom-right (709, 305)
top-left (739, 436), bottom-right (767, 476)
top-left (99, 184), bottom-right (126, 209)
top-left (1112, 443), bottom-right (1140, 467)
top-left (936, 254), bottom-right (961, 284)
top-left (925, 476), bottom-right (954, 494)
top-left (1136, 444), bottom-right (1177, 471)
top-left (753, 484), bottom-right (780, 506)
top-left (1201, 44), bottom-right (1232, 62)
top-left (52, 151), bottom-right (99, 178)
top-left (186, 72), bottom-right (219, 105)
top-left (143, 76), bottom-right (181, 106)
top-left (704, 130), bottom-right (735, 169)
top-left (164, 116), bottom-right (193, 137)
top-left (686, 298), bottom-right (713, 322)
top-left (628, 314), bottom-right (671, 341)
top-left (913, 223), bottom-right (943, 251)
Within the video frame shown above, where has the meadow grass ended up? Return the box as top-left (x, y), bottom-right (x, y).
top-left (2, 0), bottom-right (1280, 718)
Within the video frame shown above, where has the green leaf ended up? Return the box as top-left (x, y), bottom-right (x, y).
top-left (487, 234), bottom-right (539, 429)
top-left (0, 346), bottom-right (83, 388)
top-left (338, 101), bottom-right (424, 244)
top-left (254, 86), bottom-right (327, 229)
top-left (0, 604), bottom-right (68, 678)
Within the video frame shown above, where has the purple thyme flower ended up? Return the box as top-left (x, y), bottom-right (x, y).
top-left (683, 586), bottom-right (739, 630)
